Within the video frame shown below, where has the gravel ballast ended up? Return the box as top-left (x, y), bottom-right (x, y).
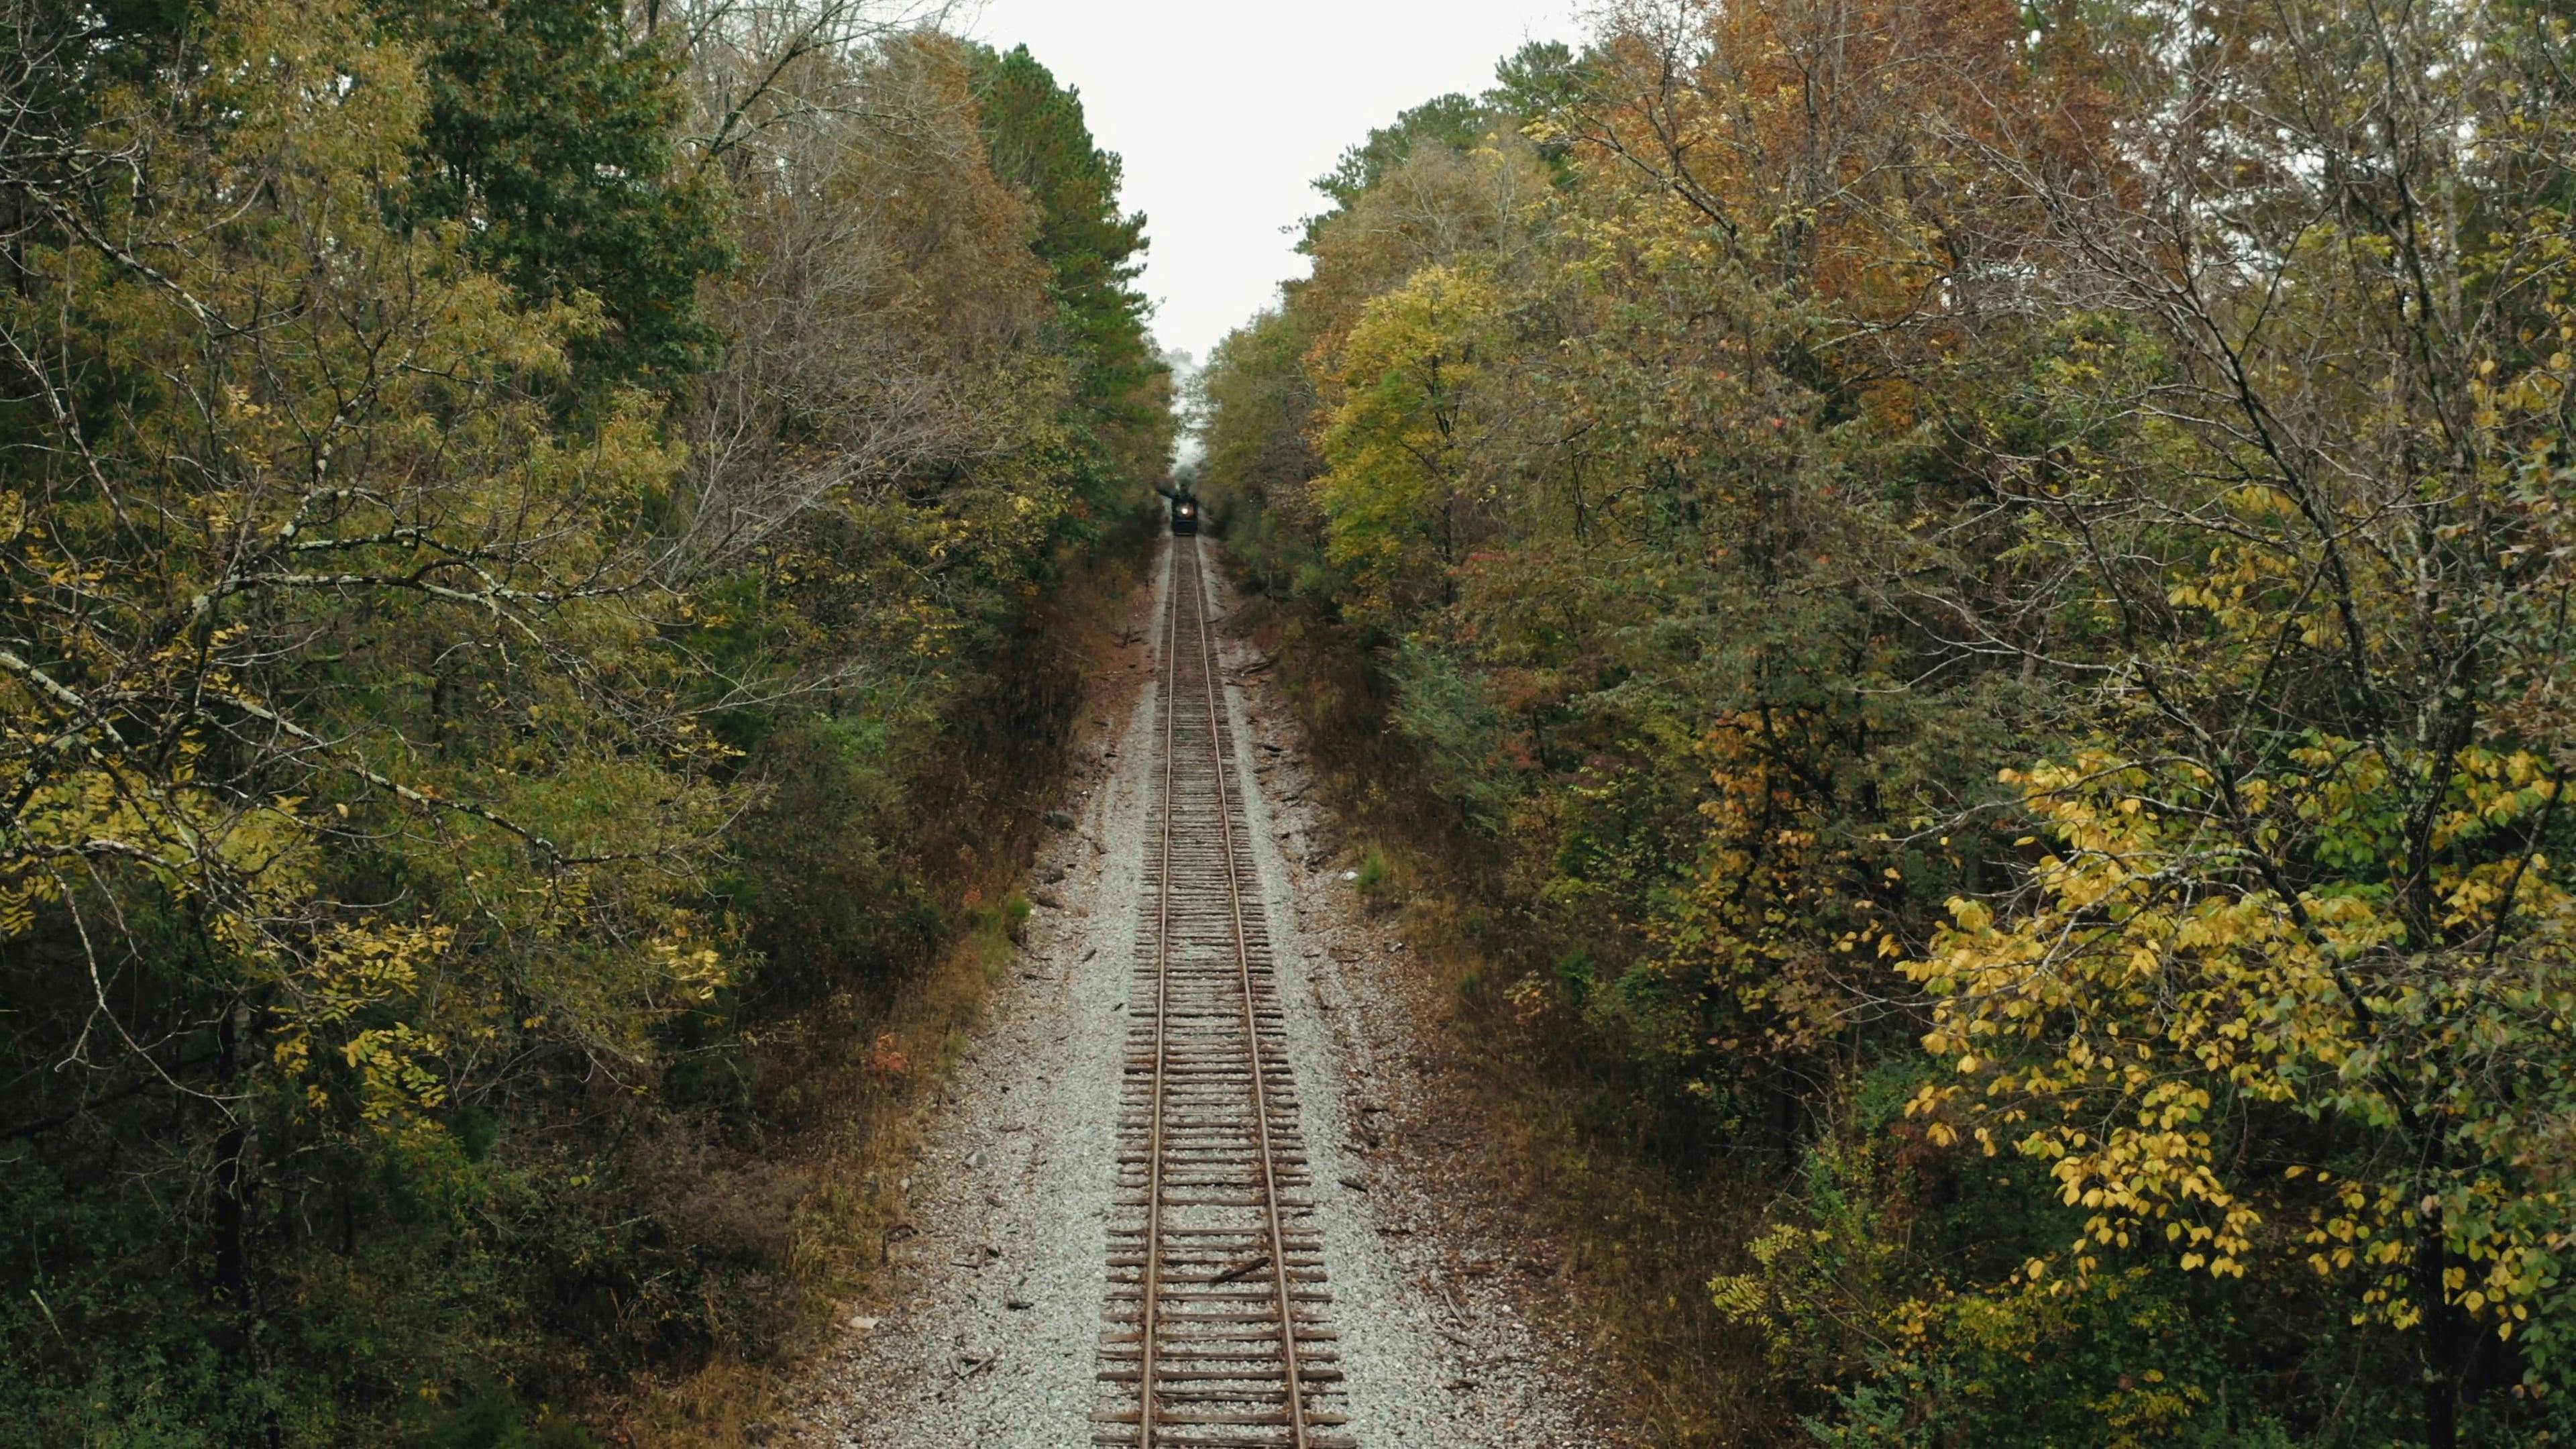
top-left (792, 541), bottom-right (1616, 1447)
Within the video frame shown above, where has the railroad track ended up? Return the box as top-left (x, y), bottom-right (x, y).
top-left (1093, 538), bottom-right (1353, 1448)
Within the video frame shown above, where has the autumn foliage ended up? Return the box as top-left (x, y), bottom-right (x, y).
top-left (1198, 0), bottom-right (2576, 1441)
top-left (0, 2), bottom-right (1165, 1440)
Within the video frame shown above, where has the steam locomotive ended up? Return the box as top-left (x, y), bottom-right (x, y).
top-left (1157, 481), bottom-right (1201, 536)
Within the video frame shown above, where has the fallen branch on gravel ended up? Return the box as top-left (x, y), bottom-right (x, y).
top-left (1210, 1256), bottom-right (1271, 1285)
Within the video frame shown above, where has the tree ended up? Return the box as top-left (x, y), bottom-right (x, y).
top-left (0, 0), bottom-right (735, 1432)
top-left (1192, 0), bottom-right (2576, 1438)
top-left (388, 0), bottom-right (728, 387)
top-left (967, 42), bottom-right (1171, 494)
top-left (1901, 0), bottom-right (2576, 1433)
top-left (1312, 264), bottom-right (1501, 622)
top-left (1, 2), bottom-right (1172, 1438)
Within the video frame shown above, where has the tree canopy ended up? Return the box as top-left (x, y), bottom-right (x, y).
top-left (1195, 1), bottom-right (2576, 1441)
top-left (0, 2), bottom-right (1169, 1440)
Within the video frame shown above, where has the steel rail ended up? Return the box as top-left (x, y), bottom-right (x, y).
top-left (1176, 536), bottom-right (1312, 1449)
top-left (1102, 536), bottom-right (1342, 1448)
top-left (1135, 533), bottom-right (1182, 1445)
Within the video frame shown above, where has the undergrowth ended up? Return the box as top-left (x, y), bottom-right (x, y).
top-left (614, 533), bottom-right (1156, 1444)
top-left (1233, 588), bottom-right (1787, 1446)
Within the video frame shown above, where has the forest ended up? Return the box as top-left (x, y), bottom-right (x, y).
top-left (5, 0), bottom-right (2575, 1443)
top-left (0, 0), bottom-right (1167, 1439)
top-left (1195, 1), bottom-right (2576, 1445)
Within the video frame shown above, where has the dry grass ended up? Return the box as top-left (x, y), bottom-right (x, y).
top-left (611, 921), bottom-right (1000, 1446)
top-left (1360, 885), bottom-right (1788, 1447)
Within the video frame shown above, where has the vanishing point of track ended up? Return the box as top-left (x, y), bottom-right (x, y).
top-left (1093, 539), bottom-right (1352, 1448)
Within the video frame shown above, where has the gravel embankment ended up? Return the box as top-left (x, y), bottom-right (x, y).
top-left (790, 541), bottom-right (1620, 1447)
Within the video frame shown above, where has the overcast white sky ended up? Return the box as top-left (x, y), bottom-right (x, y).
top-left (961, 1), bottom-right (1587, 368)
